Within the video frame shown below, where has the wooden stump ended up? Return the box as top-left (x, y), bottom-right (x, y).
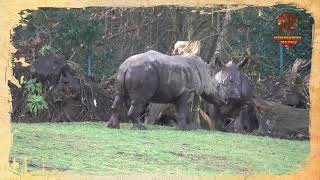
top-left (145, 101), bottom-right (214, 130)
top-left (145, 104), bottom-right (171, 124)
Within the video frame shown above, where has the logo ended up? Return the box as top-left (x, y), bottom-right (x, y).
top-left (273, 12), bottom-right (302, 48)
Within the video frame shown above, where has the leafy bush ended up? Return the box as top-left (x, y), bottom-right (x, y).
top-left (26, 95), bottom-right (48, 116)
top-left (17, 8), bottom-right (103, 75)
top-left (23, 78), bottom-right (48, 116)
top-left (24, 79), bottom-right (42, 95)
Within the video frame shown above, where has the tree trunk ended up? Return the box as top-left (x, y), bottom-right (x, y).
top-left (210, 7), bottom-right (231, 63)
top-left (175, 8), bottom-right (183, 41)
top-left (253, 98), bottom-right (309, 139)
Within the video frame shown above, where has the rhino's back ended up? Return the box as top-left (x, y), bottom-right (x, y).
top-left (117, 51), bottom-right (207, 102)
top-left (119, 50), bottom-right (205, 69)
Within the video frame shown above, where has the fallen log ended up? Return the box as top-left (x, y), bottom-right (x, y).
top-left (253, 98), bottom-right (309, 139)
top-left (145, 97), bottom-right (309, 139)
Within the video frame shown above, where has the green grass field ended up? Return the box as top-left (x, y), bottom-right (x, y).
top-left (10, 122), bottom-right (310, 176)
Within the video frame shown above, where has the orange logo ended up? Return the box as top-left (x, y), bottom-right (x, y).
top-left (274, 12), bottom-right (302, 48)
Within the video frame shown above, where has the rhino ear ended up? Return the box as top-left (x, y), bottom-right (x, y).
top-left (237, 58), bottom-right (249, 69)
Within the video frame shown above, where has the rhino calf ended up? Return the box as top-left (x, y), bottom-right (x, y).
top-left (107, 50), bottom-right (258, 131)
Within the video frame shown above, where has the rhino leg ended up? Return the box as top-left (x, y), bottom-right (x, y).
top-left (209, 104), bottom-right (226, 131)
top-left (107, 95), bottom-right (123, 129)
top-left (127, 100), bottom-right (146, 130)
top-left (191, 94), bottom-right (201, 129)
top-left (234, 103), bottom-right (259, 133)
top-left (175, 92), bottom-right (194, 131)
top-left (215, 116), bottom-right (226, 131)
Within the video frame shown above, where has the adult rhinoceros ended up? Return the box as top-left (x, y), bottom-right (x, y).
top-left (107, 50), bottom-right (258, 131)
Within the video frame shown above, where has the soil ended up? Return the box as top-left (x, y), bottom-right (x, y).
top-left (10, 55), bottom-right (116, 123)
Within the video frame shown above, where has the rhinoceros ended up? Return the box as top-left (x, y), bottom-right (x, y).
top-left (107, 50), bottom-right (258, 131)
top-left (205, 58), bottom-right (259, 132)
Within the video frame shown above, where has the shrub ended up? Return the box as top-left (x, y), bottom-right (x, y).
top-left (23, 78), bottom-right (48, 116)
top-left (26, 95), bottom-right (48, 116)
top-left (24, 79), bottom-right (42, 95)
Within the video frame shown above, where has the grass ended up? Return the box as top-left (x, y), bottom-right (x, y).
top-left (10, 122), bottom-right (310, 176)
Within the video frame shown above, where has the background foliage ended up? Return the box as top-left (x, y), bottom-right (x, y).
top-left (12, 5), bottom-right (313, 77)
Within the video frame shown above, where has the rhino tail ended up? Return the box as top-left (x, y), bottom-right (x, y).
top-left (115, 67), bottom-right (127, 94)
top-left (112, 68), bottom-right (128, 110)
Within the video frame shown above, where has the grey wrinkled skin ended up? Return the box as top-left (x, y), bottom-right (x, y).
top-left (208, 59), bottom-right (259, 132)
top-left (107, 50), bottom-right (258, 131)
